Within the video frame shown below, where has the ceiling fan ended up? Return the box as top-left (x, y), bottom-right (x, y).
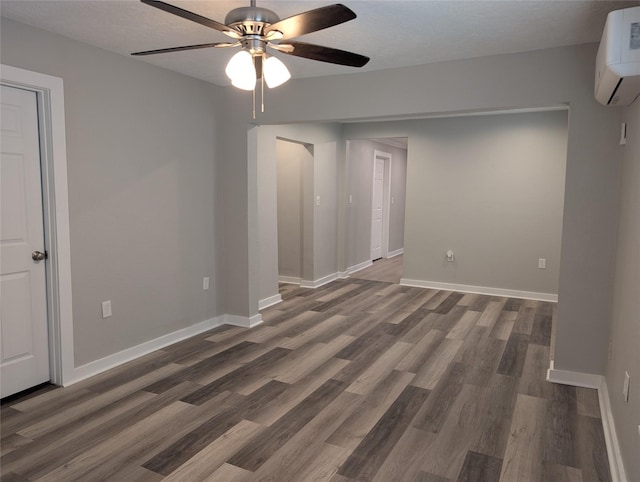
top-left (132, 0), bottom-right (370, 94)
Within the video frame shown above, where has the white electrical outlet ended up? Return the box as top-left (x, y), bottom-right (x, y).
top-left (101, 300), bottom-right (112, 319)
top-left (623, 371), bottom-right (630, 402)
top-left (538, 258), bottom-right (546, 269)
top-left (203, 277), bottom-right (210, 290)
top-left (349, 195), bottom-right (353, 204)
top-left (316, 196), bottom-right (321, 206)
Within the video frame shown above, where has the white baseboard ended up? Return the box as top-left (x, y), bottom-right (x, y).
top-left (224, 313), bottom-right (263, 328)
top-left (68, 315), bottom-right (225, 385)
top-left (399, 278), bottom-right (558, 302)
top-left (545, 361), bottom-right (602, 389)
top-left (387, 248), bottom-right (404, 258)
top-left (347, 260), bottom-right (373, 275)
top-left (300, 272), bottom-right (339, 289)
top-left (598, 378), bottom-right (628, 482)
top-left (546, 361), bottom-right (628, 482)
top-left (278, 276), bottom-right (301, 285)
top-left (337, 271), bottom-right (349, 279)
top-left (259, 294), bottom-right (282, 310)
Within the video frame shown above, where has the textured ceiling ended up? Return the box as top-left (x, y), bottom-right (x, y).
top-left (1, 1), bottom-right (637, 87)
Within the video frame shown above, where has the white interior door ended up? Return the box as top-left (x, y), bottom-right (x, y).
top-left (1, 85), bottom-right (50, 398)
top-left (371, 155), bottom-right (384, 260)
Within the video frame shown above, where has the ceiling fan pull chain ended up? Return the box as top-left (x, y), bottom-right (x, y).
top-left (261, 72), bottom-right (265, 113)
top-left (252, 86), bottom-right (256, 120)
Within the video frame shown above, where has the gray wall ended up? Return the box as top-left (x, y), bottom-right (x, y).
top-left (0, 18), bottom-right (223, 366)
top-left (400, 111), bottom-right (568, 295)
top-left (346, 139), bottom-right (407, 269)
top-left (276, 140), bottom-right (306, 279)
top-left (313, 141), bottom-right (339, 282)
top-left (605, 99), bottom-right (640, 482)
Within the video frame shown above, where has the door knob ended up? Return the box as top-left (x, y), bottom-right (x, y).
top-left (32, 251), bottom-right (47, 261)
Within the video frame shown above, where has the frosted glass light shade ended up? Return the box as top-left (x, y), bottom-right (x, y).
top-left (225, 50), bottom-right (256, 91)
top-left (264, 56), bottom-right (291, 88)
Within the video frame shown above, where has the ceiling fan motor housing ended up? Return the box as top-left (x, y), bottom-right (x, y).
top-left (225, 6), bottom-right (279, 36)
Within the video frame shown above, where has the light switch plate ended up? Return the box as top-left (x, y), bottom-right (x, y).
top-left (623, 371), bottom-right (630, 402)
top-left (101, 300), bottom-right (112, 319)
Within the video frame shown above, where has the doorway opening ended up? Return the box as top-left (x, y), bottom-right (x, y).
top-left (345, 137), bottom-right (408, 283)
top-left (276, 138), bottom-right (313, 286)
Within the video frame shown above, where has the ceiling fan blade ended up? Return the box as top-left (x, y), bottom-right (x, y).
top-left (276, 41), bottom-right (369, 67)
top-left (264, 4), bottom-right (356, 40)
top-left (132, 42), bottom-right (238, 56)
top-left (140, 0), bottom-right (241, 39)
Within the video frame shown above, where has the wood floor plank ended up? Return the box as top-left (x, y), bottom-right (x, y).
top-left (498, 394), bottom-right (547, 482)
top-left (415, 471), bottom-right (452, 482)
top-left (411, 338), bottom-right (464, 390)
top-left (543, 383), bottom-right (579, 468)
top-left (345, 341), bottom-right (414, 395)
top-left (576, 415), bottom-right (612, 482)
top-left (203, 463), bottom-right (253, 482)
top-left (542, 462), bottom-right (583, 482)
top-left (247, 357), bottom-right (349, 427)
top-left (0, 433), bottom-right (32, 457)
top-left (490, 311), bottom-right (517, 341)
top-left (286, 442), bottom-right (351, 482)
top-left (179, 347), bottom-right (291, 405)
top-left (576, 387), bottom-right (601, 419)
top-left (530, 313), bottom-right (552, 346)
top-left (338, 385), bottom-right (431, 480)
top-left (372, 426), bottom-right (437, 482)
top-left (512, 306), bottom-right (536, 335)
top-left (249, 390), bottom-right (361, 481)
top-left (462, 337), bottom-right (506, 388)
top-left (271, 335), bottom-right (355, 384)
top-left (419, 384), bottom-right (489, 479)
top-left (162, 420), bottom-right (264, 481)
top-left (412, 362), bottom-right (467, 433)
top-left (471, 374), bottom-right (519, 459)
top-left (456, 450), bottom-right (503, 482)
top-left (326, 369), bottom-right (415, 450)
top-left (496, 332), bottom-right (529, 378)
top-left (476, 300), bottom-right (506, 328)
top-left (143, 380), bottom-right (289, 476)
top-left (446, 310), bottom-right (481, 340)
top-left (518, 343), bottom-right (552, 399)
top-left (434, 292), bottom-right (465, 314)
top-left (396, 328), bottom-right (445, 373)
top-left (227, 379), bottom-right (348, 472)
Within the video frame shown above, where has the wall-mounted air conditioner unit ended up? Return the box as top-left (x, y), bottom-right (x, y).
top-left (595, 6), bottom-right (640, 106)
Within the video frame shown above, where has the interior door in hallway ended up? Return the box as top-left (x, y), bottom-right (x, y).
top-left (1, 84), bottom-right (50, 398)
top-left (371, 154), bottom-right (385, 260)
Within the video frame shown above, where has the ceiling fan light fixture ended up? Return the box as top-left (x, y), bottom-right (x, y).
top-left (263, 55), bottom-right (291, 88)
top-left (225, 50), bottom-right (256, 90)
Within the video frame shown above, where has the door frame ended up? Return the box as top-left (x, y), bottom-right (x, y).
top-left (371, 149), bottom-right (392, 259)
top-left (1, 64), bottom-right (74, 387)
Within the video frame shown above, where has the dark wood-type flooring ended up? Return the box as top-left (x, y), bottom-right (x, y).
top-left (349, 255), bottom-right (404, 284)
top-left (1, 269), bottom-right (611, 481)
